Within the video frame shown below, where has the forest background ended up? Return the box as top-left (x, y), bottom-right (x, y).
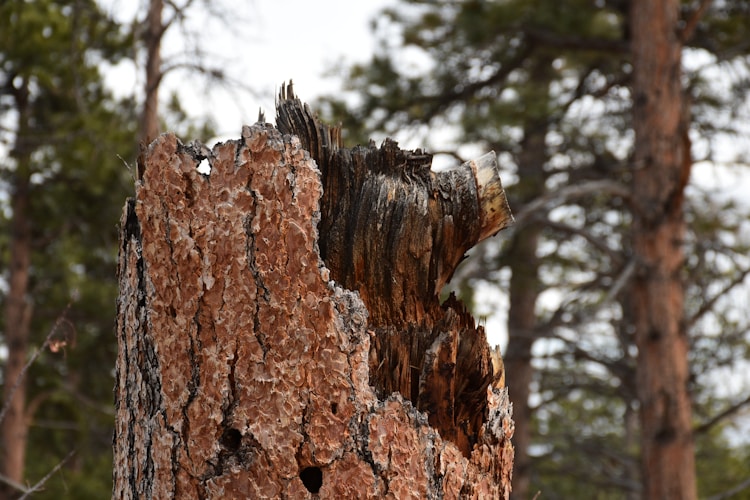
top-left (1, 0), bottom-right (749, 498)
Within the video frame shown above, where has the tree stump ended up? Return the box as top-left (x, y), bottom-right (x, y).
top-left (114, 84), bottom-right (514, 498)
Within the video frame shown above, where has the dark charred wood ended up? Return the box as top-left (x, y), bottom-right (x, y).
top-left (277, 82), bottom-right (512, 456)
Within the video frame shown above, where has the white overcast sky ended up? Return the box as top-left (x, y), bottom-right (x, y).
top-left (102, 0), bottom-right (390, 138)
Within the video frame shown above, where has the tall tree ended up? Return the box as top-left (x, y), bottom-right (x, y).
top-left (1, 42), bottom-right (33, 493)
top-left (503, 57), bottom-right (552, 498)
top-left (629, 0), bottom-right (695, 496)
top-left (132, 0), bottom-right (230, 144)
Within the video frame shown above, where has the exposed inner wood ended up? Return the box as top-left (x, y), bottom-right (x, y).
top-left (276, 83), bottom-right (513, 455)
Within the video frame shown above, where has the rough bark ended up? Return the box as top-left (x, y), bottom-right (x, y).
top-left (630, 1), bottom-right (697, 498)
top-left (0, 79), bottom-right (33, 497)
top-left (114, 87), bottom-right (514, 498)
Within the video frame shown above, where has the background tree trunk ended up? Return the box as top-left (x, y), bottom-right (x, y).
top-left (0, 77), bottom-right (33, 497)
top-left (505, 136), bottom-right (545, 500)
top-left (504, 57), bottom-right (552, 499)
top-left (630, 1), bottom-right (697, 498)
top-left (114, 88), bottom-right (514, 498)
top-left (139, 0), bottom-right (163, 144)
top-left (0, 180), bottom-right (32, 497)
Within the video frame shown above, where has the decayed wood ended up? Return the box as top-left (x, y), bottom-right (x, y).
top-left (115, 88), bottom-right (514, 498)
top-left (277, 85), bottom-right (513, 456)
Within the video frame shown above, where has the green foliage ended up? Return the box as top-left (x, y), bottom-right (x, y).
top-left (696, 427), bottom-right (750, 499)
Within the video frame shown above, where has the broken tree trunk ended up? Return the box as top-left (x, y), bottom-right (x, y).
top-left (114, 85), bottom-right (514, 498)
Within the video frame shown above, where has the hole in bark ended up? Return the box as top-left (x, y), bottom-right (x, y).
top-left (220, 427), bottom-right (242, 452)
top-left (331, 402), bottom-right (338, 415)
top-left (300, 466), bottom-right (322, 493)
top-left (197, 157), bottom-right (211, 174)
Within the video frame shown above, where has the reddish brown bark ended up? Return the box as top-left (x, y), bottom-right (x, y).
top-left (0, 78), bottom-right (33, 497)
top-left (504, 222), bottom-right (540, 500)
top-left (630, 1), bottom-right (697, 498)
top-left (114, 90), bottom-right (515, 497)
top-left (0, 180), bottom-right (32, 494)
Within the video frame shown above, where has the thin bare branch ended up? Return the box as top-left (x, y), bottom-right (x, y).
top-left (162, 0), bottom-right (197, 32)
top-left (544, 219), bottom-right (623, 265)
top-left (512, 180), bottom-right (631, 229)
top-left (680, 0), bottom-right (713, 43)
top-left (0, 472), bottom-right (28, 495)
top-left (408, 42), bottom-right (535, 125)
top-left (18, 450), bottom-right (76, 500)
top-left (705, 476), bottom-right (750, 500)
top-left (687, 265), bottom-right (750, 329)
top-left (602, 258), bottom-right (637, 305)
top-left (160, 61), bottom-right (224, 81)
top-left (693, 393), bottom-right (750, 435)
top-left (0, 306), bottom-right (72, 426)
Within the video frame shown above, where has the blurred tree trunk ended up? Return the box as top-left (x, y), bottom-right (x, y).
top-left (504, 223), bottom-right (539, 500)
top-left (505, 129), bottom-right (545, 500)
top-left (0, 77), bottom-right (33, 497)
top-left (630, 1), bottom-right (697, 498)
top-left (114, 88), bottom-right (515, 498)
top-left (139, 0), bottom-right (163, 144)
top-left (505, 57), bottom-right (551, 500)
